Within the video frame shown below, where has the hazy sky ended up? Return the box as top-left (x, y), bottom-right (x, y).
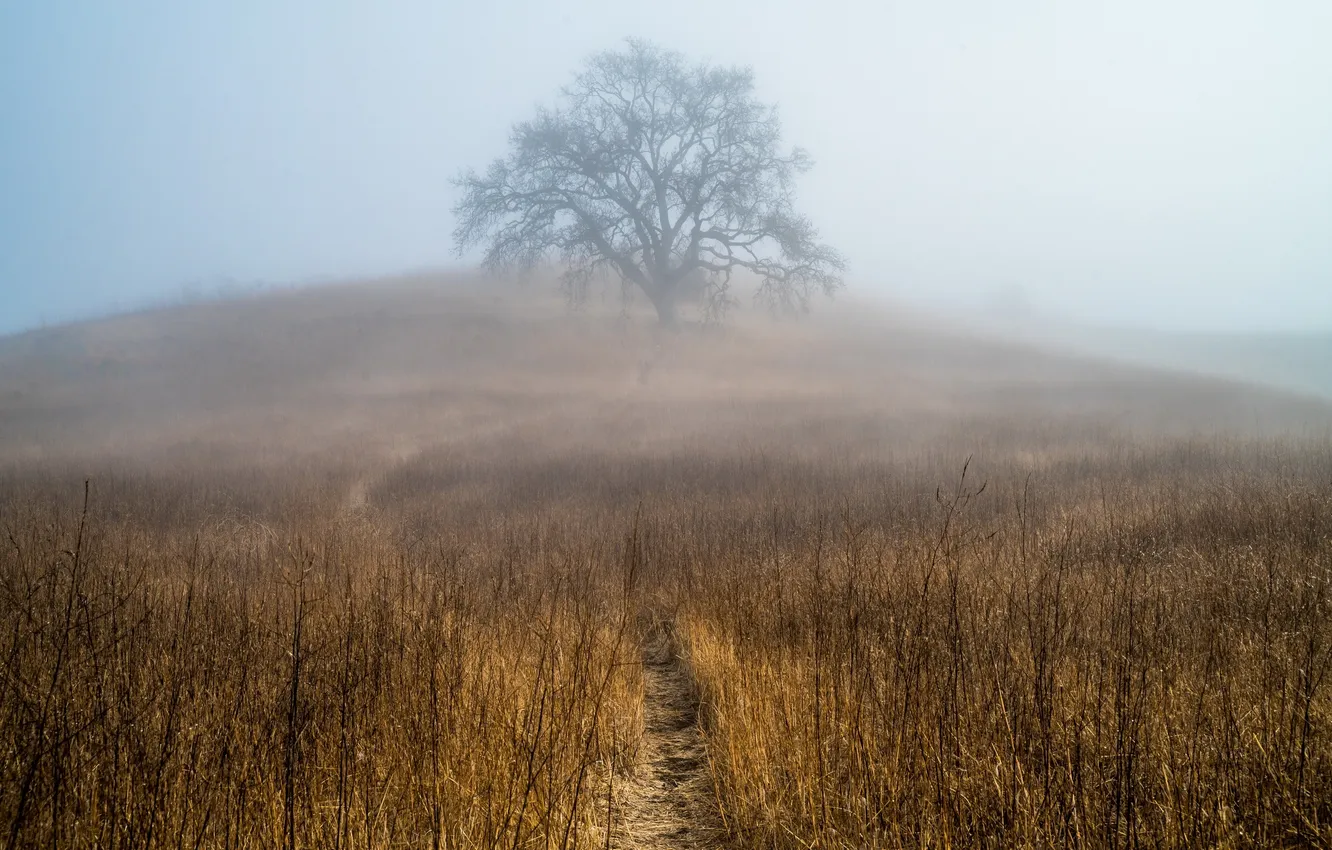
top-left (2, 1), bottom-right (1330, 335)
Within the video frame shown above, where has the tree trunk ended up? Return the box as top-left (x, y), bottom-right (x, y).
top-left (647, 284), bottom-right (679, 328)
top-left (655, 297), bottom-right (678, 328)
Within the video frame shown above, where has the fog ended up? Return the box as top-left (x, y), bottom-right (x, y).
top-left (3, 0), bottom-right (1330, 336)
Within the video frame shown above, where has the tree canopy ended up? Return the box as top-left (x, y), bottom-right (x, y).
top-left (452, 40), bottom-right (844, 326)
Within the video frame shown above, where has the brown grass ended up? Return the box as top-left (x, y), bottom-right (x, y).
top-left (0, 470), bottom-right (642, 849)
top-left (679, 450), bottom-right (1332, 848)
top-left (1, 274), bottom-right (1330, 848)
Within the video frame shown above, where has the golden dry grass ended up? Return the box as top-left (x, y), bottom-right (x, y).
top-left (679, 452), bottom-right (1332, 847)
top-left (0, 472), bottom-right (642, 849)
top-left (2, 273), bottom-right (1330, 848)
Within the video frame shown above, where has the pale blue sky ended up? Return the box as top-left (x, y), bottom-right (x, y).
top-left (2, 0), bottom-right (1330, 334)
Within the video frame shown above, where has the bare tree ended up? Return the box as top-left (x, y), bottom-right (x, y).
top-left (452, 40), bottom-right (845, 327)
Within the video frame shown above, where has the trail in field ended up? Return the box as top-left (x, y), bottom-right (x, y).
top-left (342, 442), bottom-right (421, 514)
top-left (345, 477), bottom-right (371, 511)
top-left (611, 619), bottom-right (725, 849)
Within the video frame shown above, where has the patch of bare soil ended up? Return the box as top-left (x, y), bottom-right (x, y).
top-left (610, 618), bottom-right (725, 849)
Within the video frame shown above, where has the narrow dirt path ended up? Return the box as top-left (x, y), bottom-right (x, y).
top-left (341, 442), bottom-right (421, 515)
top-left (610, 619), bottom-right (725, 849)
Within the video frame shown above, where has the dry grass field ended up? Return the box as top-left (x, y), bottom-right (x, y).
top-left (2, 273), bottom-right (1330, 848)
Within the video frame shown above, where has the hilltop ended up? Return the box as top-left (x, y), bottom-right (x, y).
top-left (1, 272), bottom-right (1329, 469)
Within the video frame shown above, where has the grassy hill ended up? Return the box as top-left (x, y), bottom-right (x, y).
top-left (3, 273), bottom-right (1332, 848)
top-left (3, 272), bottom-right (1328, 468)
top-left (967, 309), bottom-right (1332, 401)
